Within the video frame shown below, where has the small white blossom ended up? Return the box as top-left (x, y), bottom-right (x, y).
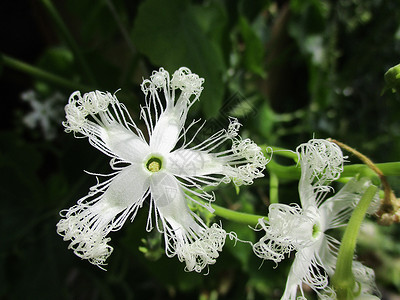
top-left (253, 139), bottom-right (379, 299)
top-left (57, 67), bottom-right (268, 271)
top-left (352, 261), bottom-right (380, 299)
top-left (321, 261), bottom-right (380, 300)
top-left (21, 90), bottom-right (64, 139)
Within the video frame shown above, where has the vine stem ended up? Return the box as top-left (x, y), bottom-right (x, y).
top-left (40, 0), bottom-right (97, 86)
top-left (194, 196), bottom-right (267, 227)
top-left (331, 185), bottom-right (378, 299)
top-left (269, 172), bottom-right (279, 204)
top-left (210, 202), bottom-right (267, 227)
top-left (328, 138), bottom-right (399, 224)
top-left (2, 54), bottom-right (93, 92)
top-left (104, 0), bottom-right (136, 55)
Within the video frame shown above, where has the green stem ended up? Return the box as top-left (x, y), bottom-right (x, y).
top-left (267, 160), bottom-right (301, 181)
top-left (103, 0), bottom-right (139, 87)
top-left (262, 145), bottom-right (298, 161)
top-left (104, 0), bottom-right (136, 55)
top-left (40, 0), bottom-right (97, 86)
top-left (210, 202), bottom-right (267, 227)
top-left (267, 158), bottom-right (400, 183)
top-left (269, 172), bottom-right (279, 204)
top-left (331, 185), bottom-right (378, 300)
top-left (263, 144), bottom-right (400, 180)
top-left (2, 54), bottom-right (93, 92)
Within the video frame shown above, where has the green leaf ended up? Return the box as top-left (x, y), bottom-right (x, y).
top-left (37, 47), bottom-right (74, 78)
top-left (189, 2), bottom-right (227, 44)
top-left (132, 0), bottom-right (226, 118)
top-left (238, 16), bottom-right (266, 77)
top-left (65, 0), bottom-right (119, 43)
top-left (257, 102), bottom-right (276, 140)
top-left (224, 221), bottom-right (255, 272)
top-left (384, 63), bottom-right (400, 93)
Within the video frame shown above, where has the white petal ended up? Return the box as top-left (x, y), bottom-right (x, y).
top-left (171, 67), bottom-right (204, 97)
top-left (101, 122), bottom-right (150, 163)
top-left (63, 90), bottom-right (149, 164)
top-left (167, 149), bottom-right (224, 176)
top-left (319, 178), bottom-right (377, 231)
top-left (149, 172), bottom-right (206, 253)
top-left (103, 164), bottom-right (150, 209)
top-left (167, 136), bottom-right (267, 187)
top-left (150, 172), bottom-right (199, 225)
top-left (176, 223), bottom-right (226, 273)
top-left (57, 164), bottom-right (150, 267)
top-left (298, 173), bottom-right (318, 209)
top-left (316, 235), bottom-right (338, 277)
top-left (150, 109), bottom-right (182, 154)
top-left (297, 139), bottom-right (344, 209)
top-left (283, 243), bottom-right (328, 299)
top-left (252, 218), bottom-right (288, 263)
top-left (296, 139), bottom-right (343, 185)
top-left (281, 272), bottom-right (303, 300)
top-left (353, 261), bottom-right (380, 297)
top-left (149, 171), bottom-right (226, 273)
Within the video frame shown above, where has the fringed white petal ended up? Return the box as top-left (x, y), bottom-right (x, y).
top-left (167, 149), bottom-right (224, 177)
top-left (63, 90), bottom-right (148, 164)
top-left (176, 223), bottom-right (226, 273)
top-left (285, 243), bottom-right (329, 297)
top-left (171, 67), bottom-right (204, 100)
top-left (56, 202), bottom-right (115, 268)
top-left (148, 171), bottom-right (207, 253)
top-left (281, 245), bottom-right (323, 300)
top-left (149, 109), bottom-right (183, 154)
top-left (57, 165), bottom-right (150, 268)
top-left (297, 139), bottom-right (344, 208)
top-left (148, 172), bottom-right (225, 272)
top-left (140, 67), bottom-right (205, 154)
top-left (100, 123), bottom-right (150, 164)
top-left (324, 263), bottom-right (380, 300)
top-left (63, 91), bottom-right (89, 133)
top-left (222, 136), bottom-right (269, 186)
top-left (252, 216), bottom-right (289, 263)
top-left (316, 234), bottom-right (339, 277)
top-left (169, 118), bottom-right (268, 188)
top-left (320, 177), bottom-right (379, 231)
top-left (281, 275), bottom-right (303, 300)
top-left (253, 204), bottom-right (320, 264)
top-left (353, 261), bottom-right (380, 299)
top-left (297, 139), bottom-right (344, 185)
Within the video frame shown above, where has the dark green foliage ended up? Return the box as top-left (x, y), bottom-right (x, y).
top-left (132, 0), bottom-right (226, 117)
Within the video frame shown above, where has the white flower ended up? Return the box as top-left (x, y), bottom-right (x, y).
top-left (57, 67), bottom-right (268, 271)
top-left (321, 262), bottom-right (380, 300)
top-left (253, 139), bottom-right (379, 299)
top-left (21, 90), bottom-right (64, 140)
top-left (352, 261), bottom-right (380, 299)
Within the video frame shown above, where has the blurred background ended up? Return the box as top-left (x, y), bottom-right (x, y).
top-left (1, 0), bottom-right (400, 299)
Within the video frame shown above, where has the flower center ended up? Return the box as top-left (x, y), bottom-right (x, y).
top-left (312, 223), bottom-right (321, 239)
top-left (146, 156), bottom-right (162, 172)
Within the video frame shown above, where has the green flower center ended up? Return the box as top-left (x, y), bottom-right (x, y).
top-left (312, 223), bottom-right (321, 239)
top-left (146, 156), bottom-right (162, 172)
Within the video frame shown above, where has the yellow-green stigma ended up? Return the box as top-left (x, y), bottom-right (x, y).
top-left (146, 157), bottom-right (162, 172)
top-left (312, 223), bottom-right (321, 239)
